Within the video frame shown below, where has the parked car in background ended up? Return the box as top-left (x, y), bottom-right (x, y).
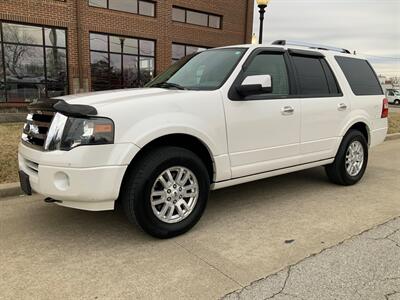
top-left (386, 89), bottom-right (400, 105)
top-left (18, 41), bottom-right (388, 238)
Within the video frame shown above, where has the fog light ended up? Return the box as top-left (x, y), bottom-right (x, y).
top-left (54, 172), bottom-right (70, 191)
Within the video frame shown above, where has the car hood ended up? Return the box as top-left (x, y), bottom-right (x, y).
top-left (59, 88), bottom-right (185, 109)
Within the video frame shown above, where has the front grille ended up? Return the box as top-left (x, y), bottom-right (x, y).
top-left (22, 110), bottom-right (55, 149)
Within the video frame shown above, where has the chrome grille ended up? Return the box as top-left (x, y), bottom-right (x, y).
top-left (22, 111), bottom-right (55, 149)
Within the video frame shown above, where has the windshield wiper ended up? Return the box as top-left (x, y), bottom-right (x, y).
top-left (151, 82), bottom-right (187, 90)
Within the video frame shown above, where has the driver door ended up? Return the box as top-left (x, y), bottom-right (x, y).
top-left (223, 50), bottom-right (301, 178)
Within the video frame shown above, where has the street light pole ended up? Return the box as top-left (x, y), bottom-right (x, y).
top-left (256, 0), bottom-right (270, 44)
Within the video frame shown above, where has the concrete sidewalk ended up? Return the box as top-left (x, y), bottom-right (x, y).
top-left (1, 140), bottom-right (399, 299)
top-left (224, 217), bottom-right (400, 300)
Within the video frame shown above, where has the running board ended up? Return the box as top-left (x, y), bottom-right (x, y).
top-left (211, 158), bottom-right (334, 190)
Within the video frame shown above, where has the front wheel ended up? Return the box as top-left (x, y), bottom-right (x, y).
top-left (325, 129), bottom-right (368, 186)
top-left (394, 99), bottom-right (400, 105)
top-left (121, 146), bottom-right (210, 238)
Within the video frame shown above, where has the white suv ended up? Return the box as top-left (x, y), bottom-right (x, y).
top-left (386, 89), bottom-right (400, 105)
top-left (18, 41), bottom-right (388, 238)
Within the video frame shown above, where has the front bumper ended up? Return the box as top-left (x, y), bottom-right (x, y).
top-left (18, 142), bottom-right (140, 211)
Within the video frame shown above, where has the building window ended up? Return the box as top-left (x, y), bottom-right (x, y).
top-left (89, 0), bottom-right (156, 17)
top-left (90, 32), bottom-right (155, 91)
top-left (172, 7), bottom-right (222, 29)
top-left (172, 43), bottom-right (208, 64)
top-left (0, 22), bottom-right (68, 103)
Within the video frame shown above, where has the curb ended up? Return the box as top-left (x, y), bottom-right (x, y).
top-left (385, 133), bottom-right (400, 141)
top-left (0, 134), bottom-right (399, 199)
top-left (0, 113), bottom-right (27, 123)
top-left (0, 182), bottom-right (22, 199)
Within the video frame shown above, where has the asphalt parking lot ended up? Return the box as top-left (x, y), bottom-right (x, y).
top-left (390, 104), bottom-right (400, 113)
top-left (1, 139), bottom-right (400, 299)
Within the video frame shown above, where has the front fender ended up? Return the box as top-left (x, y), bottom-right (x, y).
top-left (118, 112), bottom-right (225, 156)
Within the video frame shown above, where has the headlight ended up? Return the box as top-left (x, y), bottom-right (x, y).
top-left (45, 113), bottom-right (114, 151)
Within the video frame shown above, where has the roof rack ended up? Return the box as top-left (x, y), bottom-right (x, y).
top-left (272, 40), bottom-right (351, 54)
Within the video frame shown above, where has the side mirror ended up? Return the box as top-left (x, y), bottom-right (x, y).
top-left (236, 75), bottom-right (273, 97)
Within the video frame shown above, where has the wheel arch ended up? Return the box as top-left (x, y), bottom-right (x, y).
top-left (122, 133), bottom-right (216, 187)
top-left (344, 121), bottom-right (371, 145)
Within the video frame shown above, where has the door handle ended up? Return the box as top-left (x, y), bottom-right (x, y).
top-left (281, 106), bottom-right (294, 115)
top-left (338, 103), bottom-right (348, 111)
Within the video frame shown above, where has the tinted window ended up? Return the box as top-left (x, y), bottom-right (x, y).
top-left (89, 0), bottom-right (154, 17)
top-left (335, 56), bottom-right (383, 96)
top-left (292, 55), bottom-right (330, 95)
top-left (244, 53), bottom-right (289, 96)
top-left (171, 43), bottom-right (208, 64)
top-left (187, 11), bottom-right (208, 26)
top-left (172, 6), bottom-right (222, 29)
top-left (109, 0), bottom-right (138, 13)
top-left (139, 1), bottom-right (155, 17)
top-left (89, 0), bottom-right (107, 7)
top-left (320, 59), bottom-right (341, 94)
top-left (44, 28), bottom-right (66, 47)
top-left (90, 32), bottom-right (155, 91)
top-left (209, 15), bottom-right (221, 29)
top-left (0, 22), bottom-right (68, 102)
top-left (172, 8), bottom-right (186, 22)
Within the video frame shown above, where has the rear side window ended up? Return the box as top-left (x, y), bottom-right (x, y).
top-left (335, 57), bottom-right (383, 96)
top-left (291, 55), bottom-right (338, 96)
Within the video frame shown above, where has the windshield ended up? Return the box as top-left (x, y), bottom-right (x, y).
top-left (146, 48), bottom-right (247, 90)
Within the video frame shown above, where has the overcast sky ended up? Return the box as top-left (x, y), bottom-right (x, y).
top-left (252, 0), bottom-right (400, 77)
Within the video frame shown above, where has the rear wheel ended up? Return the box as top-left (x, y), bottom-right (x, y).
top-left (394, 99), bottom-right (400, 105)
top-left (325, 129), bottom-right (368, 186)
top-left (121, 146), bottom-right (210, 238)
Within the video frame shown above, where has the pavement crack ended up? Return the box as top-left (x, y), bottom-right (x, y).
top-left (385, 291), bottom-right (399, 300)
top-left (223, 216), bottom-right (400, 299)
top-left (173, 240), bottom-right (244, 289)
top-left (264, 266), bottom-right (292, 300)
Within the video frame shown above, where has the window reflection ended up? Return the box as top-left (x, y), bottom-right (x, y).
top-left (89, 0), bottom-right (155, 17)
top-left (4, 45), bottom-right (45, 80)
top-left (109, 0), bottom-right (138, 13)
top-left (45, 28), bottom-right (66, 48)
top-left (172, 43), bottom-right (208, 64)
top-left (3, 23), bottom-right (43, 45)
top-left (172, 7), bottom-right (222, 29)
top-left (90, 33), bottom-right (155, 91)
top-left (0, 22), bottom-right (68, 102)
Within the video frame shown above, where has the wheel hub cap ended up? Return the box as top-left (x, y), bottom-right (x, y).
top-left (150, 166), bottom-right (199, 224)
top-left (345, 141), bottom-right (364, 177)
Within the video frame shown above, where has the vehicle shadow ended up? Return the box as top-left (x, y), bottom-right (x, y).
top-left (35, 166), bottom-right (331, 242)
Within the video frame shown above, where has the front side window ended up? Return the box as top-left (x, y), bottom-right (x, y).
top-left (0, 22), bottom-right (68, 103)
top-left (147, 48), bottom-right (246, 90)
top-left (335, 56), bottom-right (383, 96)
top-left (89, 0), bottom-right (155, 17)
top-left (243, 53), bottom-right (289, 96)
top-left (90, 33), bottom-right (155, 91)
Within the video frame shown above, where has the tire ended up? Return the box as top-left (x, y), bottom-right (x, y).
top-left (395, 99), bottom-right (400, 105)
top-left (325, 129), bottom-right (368, 186)
top-left (120, 146), bottom-right (210, 239)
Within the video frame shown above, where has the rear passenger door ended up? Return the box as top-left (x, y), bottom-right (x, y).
top-left (288, 50), bottom-right (349, 163)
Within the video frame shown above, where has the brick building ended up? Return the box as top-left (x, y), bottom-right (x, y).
top-left (0, 0), bottom-right (254, 107)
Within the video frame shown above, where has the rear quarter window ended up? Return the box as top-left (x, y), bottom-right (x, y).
top-left (335, 56), bottom-right (383, 96)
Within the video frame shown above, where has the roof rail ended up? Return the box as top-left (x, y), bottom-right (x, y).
top-left (272, 40), bottom-right (351, 54)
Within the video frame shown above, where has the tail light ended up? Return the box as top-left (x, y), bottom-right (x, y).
top-left (381, 98), bottom-right (389, 118)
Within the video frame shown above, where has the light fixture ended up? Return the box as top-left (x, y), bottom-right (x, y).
top-left (251, 33), bottom-right (258, 45)
top-left (256, 0), bottom-right (271, 44)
